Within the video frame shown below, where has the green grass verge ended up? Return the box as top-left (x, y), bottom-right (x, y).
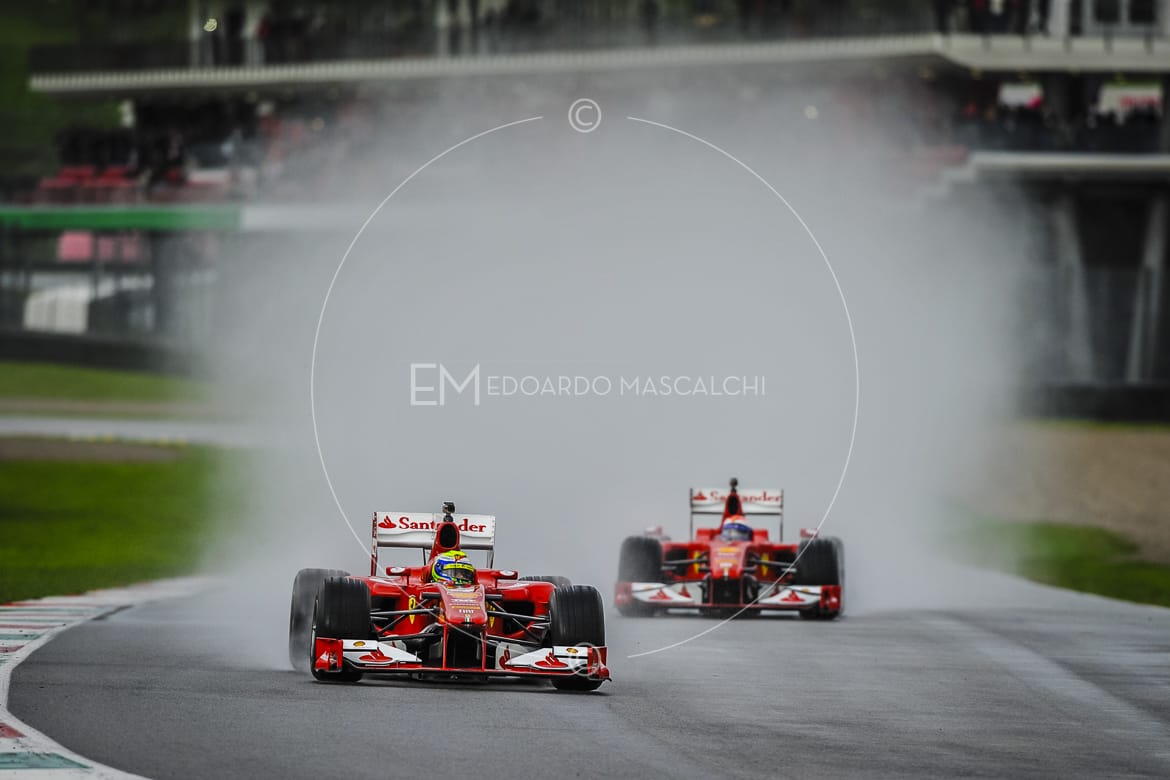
top-left (0, 446), bottom-right (243, 603)
top-left (961, 518), bottom-right (1170, 609)
top-left (1021, 418), bottom-right (1170, 433)
top-left (0, 361), bottom-right (204, 403)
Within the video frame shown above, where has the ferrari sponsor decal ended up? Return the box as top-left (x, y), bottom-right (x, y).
top-left (343, 641), bottom-right (421, 666)
top-left (503, 646), bottom-right (590, 671)
top-left (377, 514), bottom-right (491, 535)
top-left (758, 587), bottom-right (821, 606)
top-left (691, 487), bottom-right (783, 515)
top-left (534, 651), bottom-right (569, 669)
top-left (630, 583), bottom-right (697, 604)
top-left (358, 649), bottom-right (392, 663)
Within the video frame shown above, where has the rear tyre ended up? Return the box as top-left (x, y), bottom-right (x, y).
top-left (548, 585), bottom-right (606, 692)
top-left (310, 577), bottom-right (370, 683)
top-left (520, 575), bottom-right (572, 587)
top-left (288, 567), bottom-right (347, 672)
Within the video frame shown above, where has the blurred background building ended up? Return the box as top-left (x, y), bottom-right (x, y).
top-left (0, 0), bottom-right (1168, 417)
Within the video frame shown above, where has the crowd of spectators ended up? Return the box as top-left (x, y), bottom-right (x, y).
top-left (40, 0), bottom-right (1164, 75)
top-left (10, 97), bottom-right (383, 206)
top-left (932, 0), bottom-right (1051, 35)
top-left (953, 103), bottom-right (1163, 151)
top-left (9, 77), bottom-right (1159, 209)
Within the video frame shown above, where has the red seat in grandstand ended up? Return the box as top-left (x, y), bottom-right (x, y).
top-left (58, 165), bottom-right (97, 182)
top-left (35, 176), bottom-right (79, 204)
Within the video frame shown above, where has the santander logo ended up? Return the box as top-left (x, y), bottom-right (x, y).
top-left (378, 515), bottom-right (490, 534)
top-left (707, 489), bottom-right (782, 504)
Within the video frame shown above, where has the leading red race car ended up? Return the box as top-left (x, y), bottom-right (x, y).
top-left (614, 479), bottom-right (844, 619)
top-left (288, 502), bottom-right (610, 690)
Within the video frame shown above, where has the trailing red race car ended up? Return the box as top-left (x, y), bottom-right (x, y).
top-left (288, 502), bottom-right (610, 690)
top-left (614, 479), bottom-right (844, 620)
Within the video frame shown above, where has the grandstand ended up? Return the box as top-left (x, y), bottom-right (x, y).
top-left (1, 1), bottom-right (1168, 408)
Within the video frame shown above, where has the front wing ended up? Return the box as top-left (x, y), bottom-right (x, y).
top-left (313, 637), bottom-right (610, 681)
top-left (616, 581), bottom-right (841, 613)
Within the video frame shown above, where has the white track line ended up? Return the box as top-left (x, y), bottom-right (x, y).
top-left (0, 578), bottom-right (206, 778)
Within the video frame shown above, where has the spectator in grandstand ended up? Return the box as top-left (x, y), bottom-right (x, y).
top-left (934, 0), bottom-right (955, 33)
top-left (225, 5), bottom-right (246, 66)
top-left (967, 0), bottom-right (990, 33)
top-left (989, 0), bottom-right (1011, 32)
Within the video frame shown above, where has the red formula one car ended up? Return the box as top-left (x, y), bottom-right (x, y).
top-left (614, 479), bottom-right (844, 620)
top-left (288, 502), bottom-right (610, 690)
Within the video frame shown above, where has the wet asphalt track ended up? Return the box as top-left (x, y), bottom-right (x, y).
top-left (11, 574), bottom-right (1170, 780)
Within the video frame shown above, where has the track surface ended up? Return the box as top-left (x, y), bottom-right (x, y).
top-left (11, 575), bottom-right (1170, 779)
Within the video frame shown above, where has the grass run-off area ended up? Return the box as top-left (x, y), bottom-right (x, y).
top-left (962, 518), bottom-right (1170, 609)
top-left (0, 446), bottom-right (240, 603)
top-left (0, 361), bottom-right (203, 403)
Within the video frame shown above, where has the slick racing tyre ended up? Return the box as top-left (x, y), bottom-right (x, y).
top-left (519, 575), bottom-right (573, 587)
top-left (793, 537), bottom-right (842, 586)
top-left (617, 536), bottom-right (664, 617)
top-left (548, 585), bottom-right (606, 692)
top-left (794, 537), bottom-right (844, 621)
top-left (288, 567), bottom-right (347, 672)
top-left (310, 577), bottom-right (370, 682)
top-left (617, 536), bottom-right (662, 582)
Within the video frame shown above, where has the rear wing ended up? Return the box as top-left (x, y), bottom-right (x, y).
top-left (370, 512), bottom-right (496, 573)
top-left (690, 484), bottom-right (784, 541)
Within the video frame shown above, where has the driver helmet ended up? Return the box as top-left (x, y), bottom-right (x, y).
top-left (432, 550), bottom-right (477, 587)
top-left (720, 518), bottom-right (753, 542)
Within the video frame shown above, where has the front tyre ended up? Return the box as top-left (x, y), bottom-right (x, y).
top-left (310, 577), bottom-right (370, 683)
top-left (617, 536), bottom-right (662, 582)
top-left (547, 585), bottom-right (606, 692)
top-left (288, 567), bottom-right (347, 672)
top-left (616, 537), bottom-right (663, 617)
top-left (794, 537), bottom-right (845, 621)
